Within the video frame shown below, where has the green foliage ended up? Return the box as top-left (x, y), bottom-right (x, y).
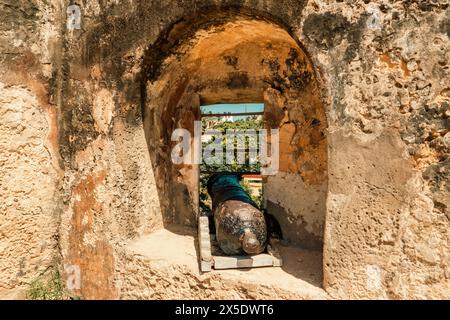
top-left (26, 269), bottom-right (67, 300)
top-left (199, 115), bottom-right (264, 212)
top-left (201, 115), bottom-right (263, 173)
top-left (202, 115), bottom-right (262, 131)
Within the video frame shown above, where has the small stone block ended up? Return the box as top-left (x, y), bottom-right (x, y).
top-left (272, 257), bottom-right (283, 267)
top-left (198, 216), bottom-right (212, 270)
top-left (200, 260), bottom-right (211, 272)
top-left (267, 243), bottom-right (283, 267)
top-left (213, 254), bottom-right (274, 270)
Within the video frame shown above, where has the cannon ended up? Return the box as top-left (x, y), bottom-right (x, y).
top-left (207, 174), bottom-right (267, 256)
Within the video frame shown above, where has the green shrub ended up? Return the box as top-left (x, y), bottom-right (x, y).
top-left (26, 269), bottom-right (66, 300)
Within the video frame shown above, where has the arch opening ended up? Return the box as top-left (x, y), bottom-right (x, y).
top-left (141, 15), bottom-right (328, 282)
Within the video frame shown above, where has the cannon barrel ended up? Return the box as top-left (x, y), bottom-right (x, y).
top-left (207, 174), bottom-right (267, 255)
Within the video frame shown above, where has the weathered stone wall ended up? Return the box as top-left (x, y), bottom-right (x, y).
top-left (57, 0), bottom-right (328, 299)
top-left (58, 8), bottom-right (165, 299)
top-left (0, 0), bottom-right (63, 298)
top-left (297, 0), bottom-right (450, 299)
top-left (60, 0), bottom-right (449, 299)
top-left (0, 0), bottom-right (448, 300)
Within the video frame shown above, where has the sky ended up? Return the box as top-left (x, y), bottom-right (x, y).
top-left (200, 103), bottom-right (264, 115)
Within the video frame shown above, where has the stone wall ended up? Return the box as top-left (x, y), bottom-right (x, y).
top-left (298, 0), bottom-right (450, 299)
top-left (0, 0), bottom-right (63, 299)
top-left (0, 0), bottom-right (448, 299)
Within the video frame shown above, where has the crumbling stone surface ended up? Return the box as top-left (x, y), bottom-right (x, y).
top-left (0, 0), bottom-right (449, 300)
top-left (265, 173), bottom-right (326, 249)
top-left (116, 227), bottom-right (327, 299)
top-left (0, 83), bottom-right (59, 298)
top-left (0, 0), bottom-right (62, 298)
top-left (117, 251), bottom-right (326, 300)
top-left (298, 0), bottom-right (450, 299)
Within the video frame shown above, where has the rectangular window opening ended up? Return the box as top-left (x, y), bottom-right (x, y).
top-left (199, 103), bottom-right (264, 215)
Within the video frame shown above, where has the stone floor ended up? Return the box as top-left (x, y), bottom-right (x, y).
top-left (120, 226), bottom-right (327, 299)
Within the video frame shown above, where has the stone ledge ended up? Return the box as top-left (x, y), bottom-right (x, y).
top-left (116, 227), bottom-right (328, 300)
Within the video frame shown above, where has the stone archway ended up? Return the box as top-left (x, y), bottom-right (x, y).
top-left (59, 4), bottom-right (332, 299)
top-left (141, 15), bottom-right (328, 250)
top-left (2, 0), bottom-right (447, 301)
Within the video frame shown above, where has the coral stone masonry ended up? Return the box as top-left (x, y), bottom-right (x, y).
top-left (0, 0), bottom-right (449, 300)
